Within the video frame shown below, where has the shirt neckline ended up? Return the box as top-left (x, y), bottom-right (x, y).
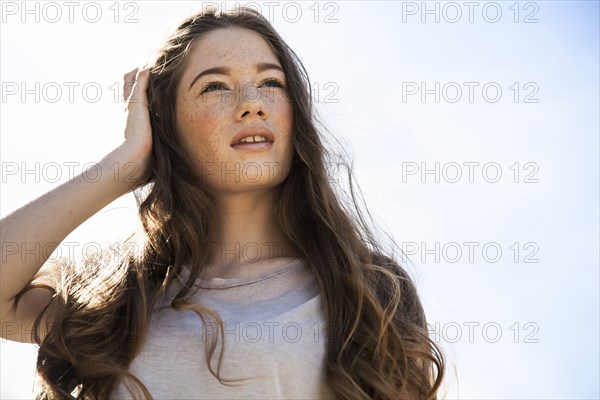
top-left (177, 257), bottom-right (305, 289)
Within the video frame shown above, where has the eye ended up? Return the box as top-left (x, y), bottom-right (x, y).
top-left (201, 81), bottom-right (228, 94)
top-left (260, 78), bottom-right (286, 89)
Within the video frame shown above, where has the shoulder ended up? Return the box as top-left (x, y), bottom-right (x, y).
top-left (362, 252), bottom-right (415, 284)
top-left (363, 252), bottom-right (427, 328)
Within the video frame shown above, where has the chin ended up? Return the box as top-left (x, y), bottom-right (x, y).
top-left (202, 159), bottom-right (291, 193)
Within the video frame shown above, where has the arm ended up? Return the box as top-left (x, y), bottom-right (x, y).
top-left (0, 68), bottom-right (153, 344)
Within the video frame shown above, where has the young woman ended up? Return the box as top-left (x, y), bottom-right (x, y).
top-left (0, 7), bottom-right (445, 399)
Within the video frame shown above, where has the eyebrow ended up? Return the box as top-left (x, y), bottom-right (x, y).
top-left (188, 63), bottom-right (284, 91)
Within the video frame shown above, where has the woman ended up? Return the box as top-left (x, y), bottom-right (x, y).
top-left (0, 7), bottom-right (444, 399)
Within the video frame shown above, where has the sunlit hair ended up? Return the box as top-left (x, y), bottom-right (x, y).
top-left (16, 7), bottom-right (445, 399)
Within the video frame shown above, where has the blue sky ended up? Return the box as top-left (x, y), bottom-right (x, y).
top-left (1, 1), bottom-right (599, 398)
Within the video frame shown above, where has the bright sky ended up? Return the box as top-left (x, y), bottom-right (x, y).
top-left (1, 1), bottom-right (599, 398)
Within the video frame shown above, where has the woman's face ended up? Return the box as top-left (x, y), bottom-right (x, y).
top-left (175, 27), bottom-right (294, 193)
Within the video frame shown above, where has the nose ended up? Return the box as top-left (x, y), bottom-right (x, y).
top-left (235, 83), bottom-right (267, 122)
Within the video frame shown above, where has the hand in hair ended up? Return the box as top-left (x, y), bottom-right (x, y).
top-left (119, 67), bottom-right (153, 191)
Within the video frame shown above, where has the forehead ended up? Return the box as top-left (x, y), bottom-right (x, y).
top-left (184, 27), bottom-right (280, 70)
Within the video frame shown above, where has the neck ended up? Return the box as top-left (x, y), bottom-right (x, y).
top-left (201, 188), bottom-right (300, 279)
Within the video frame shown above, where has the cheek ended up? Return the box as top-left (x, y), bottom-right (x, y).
top-left (269, 97), bottom-right (293, 132)
top-left (177, 102), bottom-right (228, 158)
top-left (279, 102), bottom-right (293, 123)
top-left (274, 101), bottom-right (294, 149)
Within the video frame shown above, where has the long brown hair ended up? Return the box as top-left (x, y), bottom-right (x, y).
top-left (16, 7), bottom-right (445, 399)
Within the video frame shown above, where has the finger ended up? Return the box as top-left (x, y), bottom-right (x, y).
top-left (123, 67), bottom-right (139, 102)
top-left (128, 68), bottom-right (151, 108)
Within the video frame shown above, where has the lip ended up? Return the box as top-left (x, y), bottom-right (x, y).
top-left (230, 126), bottom-right (275, 147)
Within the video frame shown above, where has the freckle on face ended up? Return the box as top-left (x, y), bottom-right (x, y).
top-left (174, 27), bottom-right (294, 192)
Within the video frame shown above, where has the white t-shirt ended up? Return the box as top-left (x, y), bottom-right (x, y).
top-left (111, 257), bottom-right (336, 399)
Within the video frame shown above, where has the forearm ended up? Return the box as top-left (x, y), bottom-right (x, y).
top-left (0, 142), bottom-right (146, 304)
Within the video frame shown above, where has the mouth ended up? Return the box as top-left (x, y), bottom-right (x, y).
top-left (230, 126), bottom-right (275, 151)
